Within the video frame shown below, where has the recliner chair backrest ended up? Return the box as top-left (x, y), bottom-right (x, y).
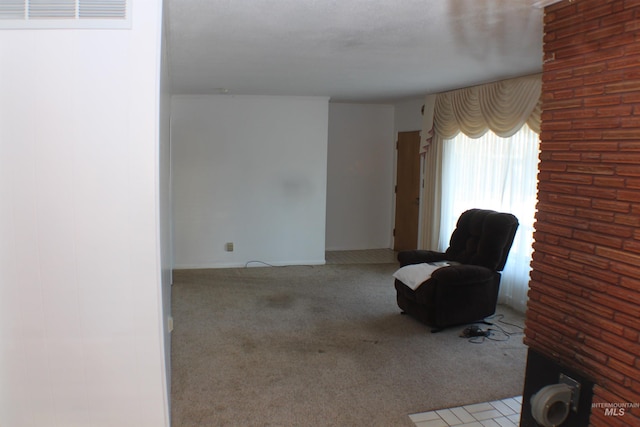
top-left (444, 209), bottom-right (519, 271)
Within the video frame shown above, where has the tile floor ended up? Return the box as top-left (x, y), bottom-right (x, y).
top-left (410, 396), bottom-right (522, 427)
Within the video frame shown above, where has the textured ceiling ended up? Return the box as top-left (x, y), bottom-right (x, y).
top-left (166, 0), bottom-right (550, 102)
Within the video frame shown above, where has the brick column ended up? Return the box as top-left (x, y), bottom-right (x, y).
top-left (525, 0), bottom-right (640, 425)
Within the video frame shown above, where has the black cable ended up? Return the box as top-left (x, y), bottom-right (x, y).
top-left (243, 260), bottom-right (315, 268)
top-left (244, 260), bottom-right (277, 267)
top-left (468, 335), bottom-right (487, 344)
top-left (462, 313), bottom-right (524, 344)
top-left (486, 314), bottom-right (525, 337)
top-left (488, 313), bottom-right (525, 331)
top-left (485, 329), bottom-right (510, 342)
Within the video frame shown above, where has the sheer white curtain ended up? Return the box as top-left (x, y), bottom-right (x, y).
top-left (439, 125), bottom-right (540, 313)
top-left (420, 74), bottom-right (542, 313)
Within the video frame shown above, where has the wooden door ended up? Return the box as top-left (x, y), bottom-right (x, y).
top-left (393, 131), bottom-right (421, 251)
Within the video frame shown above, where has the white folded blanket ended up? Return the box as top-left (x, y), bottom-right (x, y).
top-left (392, 261), bottom-right (453, 290)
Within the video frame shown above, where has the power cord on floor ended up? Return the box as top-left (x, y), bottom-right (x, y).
top-left (460, 314), bottom-right (524, 344)
top-left (487, 313), bottom-right (525, 332)
top-left (243, 260), bottom-right (316, 268)
top-left (244, 260), bottom-right (277, 268)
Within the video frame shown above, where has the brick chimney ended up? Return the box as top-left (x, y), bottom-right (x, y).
top-left (523, 0), bottom-right (640, 426)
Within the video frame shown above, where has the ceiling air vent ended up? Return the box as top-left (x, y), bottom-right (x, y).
top-left (0, 0), bottom-right (131, 29)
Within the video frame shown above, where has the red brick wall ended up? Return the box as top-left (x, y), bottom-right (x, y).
top-left (525, 0), bottom-right (640, 425)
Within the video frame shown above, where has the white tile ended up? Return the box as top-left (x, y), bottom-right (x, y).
top-left (436, 408), bottom-right (462, 425)
top-left (451, 406), bottom-right (477, 423)
top-left (472, 409), bottom-right (504, 421)
top-left (494, 416), bottom-right (517, 427)
top-left (508, 413), bottom-right (521, 423)
top-left (464, 402), bottom-right (494, 413)
top-left (502, 397), bottom-right (522, 413)
top-left (410, 398), bottom-right (523, 427)
top-left (414, 419), bottom-right (448, 427)
top-left (489, 400), bottom-right (516, 416)
top-left (410, 411), bottom-right (441, 422)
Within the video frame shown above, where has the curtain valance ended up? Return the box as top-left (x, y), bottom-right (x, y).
top-left (433, 74), bottom-right (541, 139)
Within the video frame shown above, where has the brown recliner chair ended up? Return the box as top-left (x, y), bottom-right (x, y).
top-left (394, 209), bottom-right (519, 332)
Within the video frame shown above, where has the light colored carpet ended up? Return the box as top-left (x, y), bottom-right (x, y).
top-left (171, 263), bottom-right (527, 427)
top-left (325, 249), bottom-right (397, 265)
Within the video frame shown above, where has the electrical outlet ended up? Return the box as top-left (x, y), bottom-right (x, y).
top-left (225, 242), bottom-right (234, 252)
top-left (168, 316), bottom-right (174, 332)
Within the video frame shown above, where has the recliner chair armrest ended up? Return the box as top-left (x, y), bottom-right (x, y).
top-left (430, 264), bottom-right (495, 283)
top-left (413, 264), bottom-right (495, 303)
top-left (412, 264), bottom-right (501, 328)
top-left (398, 250), bottom-right (447, 267)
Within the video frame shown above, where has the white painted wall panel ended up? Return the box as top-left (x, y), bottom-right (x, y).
top-left (159, 6), bottom-right (173, 406)
top-left (325, 103), bottom-right (395, 250)
top-left (394, 97), bottom-right (425, 133)
top-left (171, 95), bottom-right (329, 268)
top-left (0, 1), bottom-right (169, 425)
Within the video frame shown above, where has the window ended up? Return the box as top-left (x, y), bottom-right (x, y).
top-left (439, 124), bottom-right (540, 312)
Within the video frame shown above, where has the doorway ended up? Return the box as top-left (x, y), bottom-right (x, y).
top-left (393, 130), bottom-right (421, 251)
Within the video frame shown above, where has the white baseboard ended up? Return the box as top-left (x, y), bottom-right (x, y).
top-left (173, 259), bottom-right (326, 269)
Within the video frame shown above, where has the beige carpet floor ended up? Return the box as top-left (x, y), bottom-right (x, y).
top-left (170, 263), bottom-right (527, 427)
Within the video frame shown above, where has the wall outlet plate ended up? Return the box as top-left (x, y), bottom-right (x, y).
top-left (225, 242), bottom-right (234, 252)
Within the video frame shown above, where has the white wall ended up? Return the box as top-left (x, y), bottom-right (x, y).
top-left (0, 1), bottom-right (169, 426)
top-left (325, 103), bottom-right (395, 250)
top-left (171, 95), bottom-right (329, 268)
top-left (394, 97), bottom-right (425, 133)
top-left (159, 4), bottom-right (173, 411)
